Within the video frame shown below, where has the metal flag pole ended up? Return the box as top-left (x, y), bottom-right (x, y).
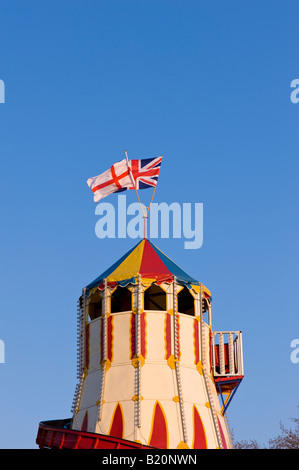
top-left (124, 150), bottom-right (159, 239)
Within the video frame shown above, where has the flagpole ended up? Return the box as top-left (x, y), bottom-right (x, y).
top-left (124, 150), bottom-right (161, 240)
top-left (143, 215), bottom-right (148, 239)
top-left (125, 149), bottom-right (147, 239)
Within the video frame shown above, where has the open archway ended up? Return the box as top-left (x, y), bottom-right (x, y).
top-left (88, 290), bottom-right (102, 321)
top-left (144, 284), bottom-right (166, 311)
top-left (111, 286), bottom-right (132, 313)
top-left (178, 286), bottom-right (195, 316)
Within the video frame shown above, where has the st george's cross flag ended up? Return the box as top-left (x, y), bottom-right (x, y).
top-left (87, 155), bottom-right (162, 202)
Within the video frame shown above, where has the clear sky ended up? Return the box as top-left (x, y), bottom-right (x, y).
top-left (0, 0), bottom-right (298, 449)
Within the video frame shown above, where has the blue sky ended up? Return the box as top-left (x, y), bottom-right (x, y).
top-left (0, 0), bottom-right (298, 448)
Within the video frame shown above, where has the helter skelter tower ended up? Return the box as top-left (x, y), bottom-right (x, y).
top-left (37, 238), bottom-right (244, 449)
top-left (36, 153), bottom-right (244, 449)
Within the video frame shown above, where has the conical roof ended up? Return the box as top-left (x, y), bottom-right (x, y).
top-left (85, 239), bottom-right (210, 296)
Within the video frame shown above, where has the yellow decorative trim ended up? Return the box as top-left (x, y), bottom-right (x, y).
top-left (132, 354), bottom-right (145, 368)
top-left (140, 277), bottom-right (156, 285)
top-left (132, 308), bottom-right (138, 314)
top-left (191, 285), bottom-right (201, 293)
top-left (195, 315), bottom-right (201, 322)
top-left (101, 358), bottom-right (111, 371)
top-left (134, 440), bottom-right (142, 444)
top-left (218, 390), bottom-right (232, 415)
top-left (167, 354), bottom-right (177, 369)
top-left (196, 361), bottom-right (203, 375)
top-left (172, 396), bottom-right (180, 402)
top-left (96, 399), bottom-right (105, 406)
top-left (202, 285), bottom-right (212, 297)
top-left (132, 395), bottom-right (143, 402)
top-left (176, 285), bottom-right (184, 294)
top-left (190, 283), bottom-right (211, 297)
top-left (167, 309), bottom-right (173, 316)
top-left (88, 286), bottom-right (99, 297)
top-left (205, 401), bottom-right (211, 408)
top-left (177, 441), bottom-right (189, 449)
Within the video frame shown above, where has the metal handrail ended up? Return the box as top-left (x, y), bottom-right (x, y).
top-left (212, 331), bottom-right (244, 377)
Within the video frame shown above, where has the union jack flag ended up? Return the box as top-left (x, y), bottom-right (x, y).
top-left (87, 155), bottom-right (162, 202)
top-left (128, 156), bottom-right (162, 190)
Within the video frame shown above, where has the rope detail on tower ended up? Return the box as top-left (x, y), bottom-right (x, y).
top-left (97, 278), bottom-right (108, 422)
top-left (134, 274), bottom-right (142, 431)
top-left (71, 289), bottom-right (87, 421)
top-left (200, 286), bottom-right (223, 449)
top-left (173, 277), bottom-right (188, 445)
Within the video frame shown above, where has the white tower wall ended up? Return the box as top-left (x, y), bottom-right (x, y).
top-left (71, 280), bottom-right (232, 449)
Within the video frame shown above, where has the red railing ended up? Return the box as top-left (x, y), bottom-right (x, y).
top-left (212, 331), bottom-right (244, 377)
top-left (36, 419), bottom-right (152, 449)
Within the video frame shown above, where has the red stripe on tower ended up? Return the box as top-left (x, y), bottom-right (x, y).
top-left (193, 320), bottom-right (200, 365)
top-left (81, 410), bottom-right (89, 432)
top-left (85, 324), bottom-right (90, 370)
top-left (130, 312), bottom-right (146, 359)
top-left (109, 403), bottom-right (124, 439)
top-left (175, 314), bottom-right (181, 360)
top-left (165, 313), bottom-right (172, 360)
top-left (217, 416), bottom-right (228, 449)
top-left (192, 405), bottom-right (207, 449)
top-left (148, 402), bottom-right (168, 448)
top-left (140, 311), bottom-right (146, 358)
top-left (130, 314), bottom-right (136, 359)
top-left (107, 315), bottom-right (113, 362)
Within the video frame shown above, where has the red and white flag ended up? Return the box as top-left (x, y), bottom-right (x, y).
top-left (87, 155), bottom-right (162, 202)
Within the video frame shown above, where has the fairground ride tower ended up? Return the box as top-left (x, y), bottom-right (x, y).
top-left (36, 238), bottom-right (244, 449)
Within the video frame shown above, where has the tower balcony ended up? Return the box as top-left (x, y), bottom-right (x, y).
top-left (211, 331), bottom-right (244, 414)
top-left (212, 331), bottom-right (244, 378)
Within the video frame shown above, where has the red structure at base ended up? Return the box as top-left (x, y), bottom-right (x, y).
top-left (36, 419), bottom-right (153, 449)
